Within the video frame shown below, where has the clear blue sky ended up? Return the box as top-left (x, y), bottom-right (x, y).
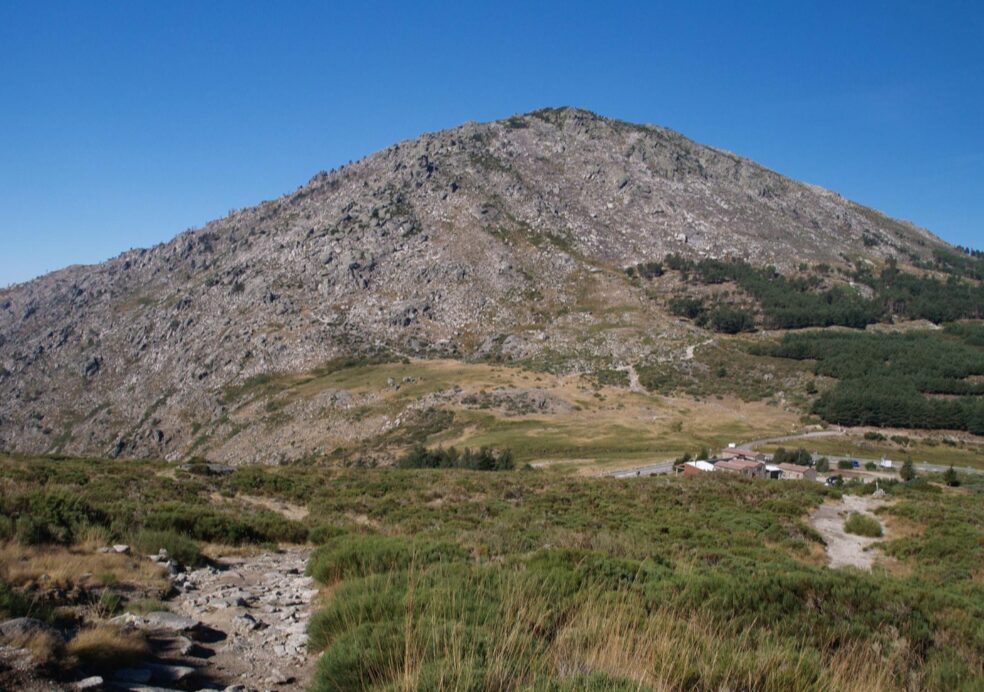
top-left (1, 1), bottom-right (982, 286)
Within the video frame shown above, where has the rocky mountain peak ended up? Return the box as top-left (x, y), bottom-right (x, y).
top-left (0, 108), bottom-right (952, 461)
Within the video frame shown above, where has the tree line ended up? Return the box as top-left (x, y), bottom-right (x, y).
top-left (655, 255), bottom-right (983, 333)
top-left (761, 329), bottom-right (984, 434)
top-left (397, 445), bottom-right (516, 471)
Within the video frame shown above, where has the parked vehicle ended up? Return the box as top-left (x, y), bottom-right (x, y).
top-left (825, 475), bottom-right (843, 486)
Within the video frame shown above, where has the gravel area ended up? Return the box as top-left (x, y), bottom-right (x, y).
top-left (810, 494), bottom-right (887, 570)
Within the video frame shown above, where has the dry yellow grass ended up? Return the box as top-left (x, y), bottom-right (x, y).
top-left (216, 357), bottom-right (804, 468)
top-left (871, 513), bottom-right (922, 577)
top-left (388, 577), bottom-right (907, 691)
top-left (416, 362), bottom-right (800, 469)
top-left (65, 625), bottom-right (148, 671)
top-left (0, 542), bottom-right (168, 592)
top-left (548, 601), bottom-right (900, 691)
top-left (878, 513), bottom-right (923, 541)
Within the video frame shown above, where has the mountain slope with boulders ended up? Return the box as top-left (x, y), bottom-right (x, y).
top-left (0, 107), bottom-right (958, 461)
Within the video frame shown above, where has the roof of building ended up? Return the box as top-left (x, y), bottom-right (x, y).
top-left (725, 458), bottom-right (764, 469)
top-left (685, 460), bottom-right (716, 472)
top-left (718, 450), bottom-right (762, 461)
top-left (715, 460), bottom-right (756, 472)
top-left (777, 463), bottom-right (812, 474)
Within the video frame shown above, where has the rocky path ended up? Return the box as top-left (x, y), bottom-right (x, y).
top-left (169, 549), bottom-right (318, 690)
top-left (810, 494), bottom-right (887, 570)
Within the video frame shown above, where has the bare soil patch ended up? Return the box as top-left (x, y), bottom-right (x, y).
top-left (810, 494), bottom-right (889, 570)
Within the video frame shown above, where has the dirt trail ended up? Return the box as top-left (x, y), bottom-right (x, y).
top-left (210, 492), bottom-right (310, 522)
top-left (169, 548), bottom-right (319, 689)
top-left (616, 364), bottom-right (645, 393)
top-left (683, 338), bottom-right (714, 361)
top-left (810, 494), bottom-right (887, 570)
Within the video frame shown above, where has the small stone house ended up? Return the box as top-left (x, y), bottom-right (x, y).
top-left (777, 464), bottom-right (816, 481)
top-left (714, 459), bottom-right (766, 478)
top-left (718, 449), bottom-right (766, 463)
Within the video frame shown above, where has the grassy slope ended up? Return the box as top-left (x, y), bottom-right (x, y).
top-left (301, 469), bottom-right (984, 690)
top-left (210, 322), bottom-right (983, 471)
top-left (212, 356), bottom-right (807, 469)
top-left (1, 455), bottom-right (982, 689)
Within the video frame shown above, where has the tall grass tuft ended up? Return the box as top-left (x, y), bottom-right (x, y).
top-left (844, 512), bottom-right (883, 537)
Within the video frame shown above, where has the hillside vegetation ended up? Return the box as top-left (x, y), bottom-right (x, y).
top-left (1, 455), bottom-right (982, 689)
top-left (655, 254), bottom-right (984, 332)
top-left (761, 325), bottom-right (984, 433)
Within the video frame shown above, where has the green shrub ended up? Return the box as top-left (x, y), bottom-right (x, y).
top-left (708, 307), bottom-right (756, 334)
top-left (0, 515), bottom-right (14, 541)
top-left (882, 503), bottom-right (981, 582)
top-left (772, 447), bottom-right (812, 466)
top-left (844, 513), bottom-right (882, 537)
top-left (97, 572), bottom-right (119, 587)
top-left (308, 573), bottom-right (408, 652)
top-left (900, 459), bottom-right (917, 482)
top-left (0, 578), bottom-right (26, 619)
top-left (96, 590), bottom-right (123, 617)
top-left (3, 453), bottom-right (982, 689)
top-left (140, 503), bottom-right (308, 545)
top-left (397, 445), bottom-right (514, 471)
top-left (625, 261), bottom-right (663, 279)
top-left (943, 465), bottom-right (960, 487)
top-left (309, 524), bottom-right (350, 545)
top-left (130, 529), bottom-right (202, 566)
top-left (15, 515), bottom-right (53, 545)
top-left (5, 489), bottom-right (106, 545)
top-left (311, 619), bottom-right (405, 691)
top-left (668, 296), bottom-right (705, 320)
top-left (593, 368), bottom-right (630, 387)
top-left (307, 534), bottom-right (469, 584)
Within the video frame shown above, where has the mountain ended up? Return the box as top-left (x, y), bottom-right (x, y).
top-left (0, 107), bottom-right (952, 462)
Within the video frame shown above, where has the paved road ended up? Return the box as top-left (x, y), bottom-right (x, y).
top-left (740, 430), bottom-right (845, 448)
top-left (810, 453), bottom-right (984, 476)
top-left (743, 429), bottom-right (984, 476)
top-left (606, 460), bottom-right (675, 478)
top-left (603, 428), bottom-right (983, 479)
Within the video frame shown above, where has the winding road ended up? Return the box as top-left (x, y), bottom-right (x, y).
top-left (604, 428), bottom-right (983, 478)
top-left (741, 429), bottom-right (984, 476)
